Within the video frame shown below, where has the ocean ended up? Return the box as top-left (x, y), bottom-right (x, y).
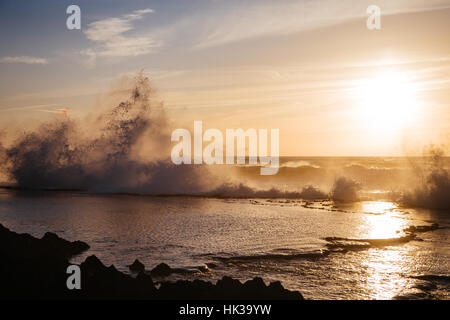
top-left (0, 81), bottom-right (448, 299)
top-left (0, 156), bottom-right (448, 300)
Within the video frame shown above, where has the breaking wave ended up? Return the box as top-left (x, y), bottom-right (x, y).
top-left (330, 177), bottom-right (361, 202)
top-left (205, 183), bottom-right (327, 199)
top-left (0, 73), bottom-right (213, 194)
top-left (401, 145), bottom-right (450, 209)
top-left (0, 72), bottom-right (346, 200)
top-left (0, 72), bottom-right (448, 209)
top-left (0, 73), bottom-right (332, 199)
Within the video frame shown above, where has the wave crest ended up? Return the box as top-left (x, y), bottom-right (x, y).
top-left (0, 73), bottom-right (212, 194)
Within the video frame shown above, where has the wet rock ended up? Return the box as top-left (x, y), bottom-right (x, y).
top-left (393, 291), bottom-right (434, 300)
top-left (128, 259), bottom-right (145, 273)
top-left (158, 279), bottom-right (216, 299)
top-left (0, 223), bottom-right (86, 299)
top-left (158, 276), bottom-right (303, 300)
top-left (81, 255), bottom-right (106, 275)
top-left (0, 223), bottom-right (304, 300)
top-left (79, 255), bottom-right (157, 299)
top-left (216, 276), bottom-right (242, 297)
top-left (404, 224), bottom-right (440, 234)
top-left (412, 274), bottom-right (450, 283)
top-left (197, 265), bottom-right (209, 273)
top-left (150, 263), bottom-right (173, 277)
top-left (413, 282), bottom-right (437, 292)
top-left (41, 232), bottom-right (90, 258)
top-left (268, 281), bottom-right (284, 292)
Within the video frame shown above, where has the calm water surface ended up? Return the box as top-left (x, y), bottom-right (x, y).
top-left (0, 189), bottom-right (448, 299)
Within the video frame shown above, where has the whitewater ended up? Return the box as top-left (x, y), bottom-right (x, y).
top-left (0, 73), bottom-right (448, 299)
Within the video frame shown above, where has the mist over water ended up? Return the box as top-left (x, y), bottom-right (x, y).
top-left (0, 73), bottom-right (215, 194)
top-left (330, 177), bottom-right (361, 202)
top-left (0, 74), bottom-right (448, 300)
top-left (402, 145), bottom-right (450, 209)
top-left (0, 73), bottom-right (448, 210)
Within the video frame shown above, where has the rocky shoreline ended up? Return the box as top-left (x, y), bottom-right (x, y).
top-left (0, 223), bottom-right (303, 300)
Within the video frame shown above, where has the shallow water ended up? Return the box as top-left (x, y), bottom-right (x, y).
top-left (0, 188), bottom-right (448, 299)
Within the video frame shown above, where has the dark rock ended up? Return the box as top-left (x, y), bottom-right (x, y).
top-left (216, 276), bottom-right (242, 297)
top-left (158, 276), bottom-right (303, 300)
top-left (411, 274), bottom-right (450, 283)
top-left (413, 282), bottom-right (437, 291)
top-left (81, 255), bottom-right (105, 275)
top-left (0, 223), bottom-right (303, 300)
top-left (217, 276), bottom-right (241, 289)
top-left (244, 277), bottom-right (266, 292)
top-left (128, 259), bottom-right (145, 273)
top-left (41, 232), bottom-right (90, 258)
top-left (150, 263), bottom-right (173, 277)
top-left (158, 279), bottom-right (216, 299)
top-left (404, 224), bottom-right (440, 234)
top-left (197, 265), bottom-right (209, 273)
top-left (136, 271), bottom-right (154, 287)
top-left (268, 281), bottom-right (284, 291)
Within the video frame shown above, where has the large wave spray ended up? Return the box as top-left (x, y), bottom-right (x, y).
top-left (402, 145), bottom-right (450, 209)
top-left (0, 73), bottom-right (448, 210)
top-left (0, 73), bottom-right (213, 194)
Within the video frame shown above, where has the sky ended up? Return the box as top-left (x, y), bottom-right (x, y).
top-left (0, 0), bottom-right (450, 156)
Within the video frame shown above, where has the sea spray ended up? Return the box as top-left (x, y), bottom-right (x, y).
top-left (0, 73), bottom-right (212, 194)
top-left (402, 145), bottom-right (450, 209)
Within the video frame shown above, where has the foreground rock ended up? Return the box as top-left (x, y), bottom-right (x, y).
top-left (128, 259), bottom-right (145, 273)
top-left (150, 262), bottom-right (173, 277)
top-left (0, 223), bottom-right (303, 300)
top-left (158, 276), bottom-right (302, 300)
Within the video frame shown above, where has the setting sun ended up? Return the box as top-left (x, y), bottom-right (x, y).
top-left (356, 71), bottom-right (420, 132)
top-left (0, 0), bottom-right (449, 304)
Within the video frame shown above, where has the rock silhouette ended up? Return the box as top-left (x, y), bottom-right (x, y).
top-left (0, 223), bottom-right (303, 300)
top-left (128, 259), bottom-right (145, 273)
top-left (150, 263), bottom-right (173, 277)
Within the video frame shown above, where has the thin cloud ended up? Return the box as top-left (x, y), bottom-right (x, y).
top-left (38, 107), bottom-right (70, 115)
top-left (146, 0), bottom-right (450, 50)
top-left (0, 104), bottom-right (61, 112)
top-left (193, 0), bottom-right (450, 49)
top-left (0, 56), bottom-right (48, 65)
top-left (123, 8), bottom-right (155, 20)
top-left (82, 8), bottom-right (157, 63)
top-left (0, 104), bottom-right (71, 116)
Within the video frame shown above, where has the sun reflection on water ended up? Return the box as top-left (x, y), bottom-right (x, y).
top-left (358, 201), bottom-right (407, 239)
top-left (357, 201), bottom-right (414, 299)
top-left (361, 248), bottom-right (413, 300)
top-left (362, 201), bottom-right (397, 214)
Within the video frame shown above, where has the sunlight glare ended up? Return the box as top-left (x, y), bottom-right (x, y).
top-left (356, 71), bottom-right (420, 132)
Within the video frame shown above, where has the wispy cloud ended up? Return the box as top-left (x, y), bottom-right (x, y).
top-left (0, 104), bottom-right (60, 112)
top-left (148, 0), bottom-right (450, 50)
top-left (0, 56), bottom-right (48, 65)
top-left (38, 107), bottom-right (70, 115)
top-left (195, 0), bottom-right (450, 49)
top-left (82, 8), bottom-right (157, 63)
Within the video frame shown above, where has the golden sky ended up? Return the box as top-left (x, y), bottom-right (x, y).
top-left (1, 0), bottom-right (449, 156)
